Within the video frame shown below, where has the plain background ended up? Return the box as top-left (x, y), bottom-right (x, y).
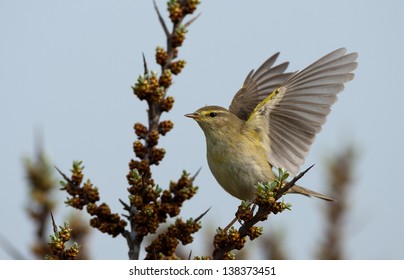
top-left (1, 0), bottom-right (403, 259)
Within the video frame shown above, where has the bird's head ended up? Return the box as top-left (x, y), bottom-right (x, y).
top-left (185, 106), bottom-right (242, 139)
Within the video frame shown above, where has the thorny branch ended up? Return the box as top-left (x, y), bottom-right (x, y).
top-left (211, 166), bottom-right (314, 260)
top-left (126, 0), bottom-right (201, 260)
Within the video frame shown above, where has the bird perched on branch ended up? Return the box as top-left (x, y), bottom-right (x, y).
top-left (186, 48), bottom-right (358, 201)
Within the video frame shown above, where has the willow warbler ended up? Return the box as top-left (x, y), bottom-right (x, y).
top-left (185, 48), bottom-right (358, 201)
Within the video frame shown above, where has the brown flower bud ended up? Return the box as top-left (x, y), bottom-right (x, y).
top-left (133, 141), bottom-right (146, 159)
top-left (171, 26), bottom-right (187, 48)
top-left (71, 172), bottom-right (84, 186)
top-left (59, 227), bottom-right (71, 243)
top-left (89, 217), bottom-right (100, 228)
top-left (160, 96), bottom-right (175, 112)
top-left (156, 46), bottom-right (169, 66)
top-left (167, 0), bottom-right (183, 24)
top-left (182, 0), bottom-right (200, 14)
top-left (151, 147), bottom-right (166, 165)
top-left (169, 60), bottom-right (186, 75)
top-left (82, 181), bottom-right (100, 203)
top-left (138, 159), bottom-right (151, 175)
top-left (96, 203), bottom-right (112, 218)
top-left (150, 86), bottom-right (165, 103)
top-left (148, 72), bottom-right (159, 92)
top-left (66, 197), bottom-right (83, 210)
top-left (64, 245), bottom-right (79, 259)
top-left (134, 122), bottom-right (147, 139)
top-left (133, 75), bottom-right (151, 100)
top-left (158, 120), bottom-right (174, 135)
top-left (50, 238), bottom-right (65, 255)
top-left (147, 129), bottom-right (160, 147)
top-left (247, 226), bottom-right (263, 240)
top-left (86, 203), bottom-right (97, 215)
top-left (159, 69), bottom-right (172, 88)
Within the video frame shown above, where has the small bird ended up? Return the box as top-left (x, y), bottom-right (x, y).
top-left (186, 48), bottom-right (358, 201)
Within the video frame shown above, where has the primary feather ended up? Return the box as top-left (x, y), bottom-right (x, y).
top-left (241, 48), bottom-right (358, 175)
top-left (229, 53), bottom-right (293, 121)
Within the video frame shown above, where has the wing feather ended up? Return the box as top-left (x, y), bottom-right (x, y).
top-left (242, 48), bottom-right (358, 175)
top-left (229, 53), bottom-right (294, 121)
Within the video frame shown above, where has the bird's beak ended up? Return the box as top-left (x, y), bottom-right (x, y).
top-left (185, 112), bottom-right (201, 119)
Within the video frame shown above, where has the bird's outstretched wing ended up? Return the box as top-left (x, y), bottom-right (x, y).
top-left (229, 53), bottom-right (293, 121)
top-left (242, 48), bottom-right (358, 175)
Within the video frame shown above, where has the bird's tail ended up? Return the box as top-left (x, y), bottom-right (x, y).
top-left (287, 185), bottom-right (335, 201)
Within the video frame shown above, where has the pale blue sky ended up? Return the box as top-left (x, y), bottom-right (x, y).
top-left (1, 0), bottom-right (403, 259)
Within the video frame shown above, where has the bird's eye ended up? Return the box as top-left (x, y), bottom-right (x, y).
top-left (209, 112), bottom-right (217, 117)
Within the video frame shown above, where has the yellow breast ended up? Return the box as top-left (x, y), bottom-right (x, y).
top-left (206, 133), bottom-right (273, 200)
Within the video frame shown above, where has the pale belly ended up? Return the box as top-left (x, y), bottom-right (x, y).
top-left (206, 140), bottom-right (275, 200)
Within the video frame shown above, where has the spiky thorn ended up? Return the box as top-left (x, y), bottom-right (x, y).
top-left (142, 52), bottom-right (149, 75)
top-left (119, 198), bottom-right (130, 212)
top-left (119, 198), bottom-right (131, 220)
top-left (194, 207), bottom-right (211, 223)
top-left (184, 13), bottom-right (201, 28)
top-left (275, 164), bottom-right (315, 200)
top-left (153, 0), bottom-right (170, 37)
top-left (54, 166), bottom-right (71, 185)
top-left (223, 217), bottom-right (238, 233)
top-left (189, 167), bottom-right (202, 184)
top-left (50, 211), bottom-right (58, 234)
